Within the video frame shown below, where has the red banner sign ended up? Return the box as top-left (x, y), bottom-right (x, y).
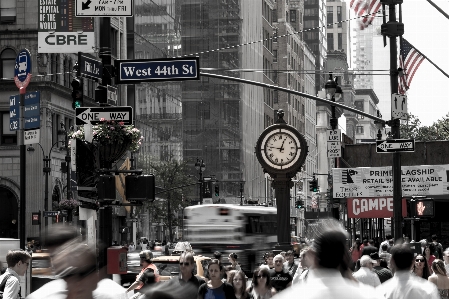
top-left (348, 197), bottom-right (407, 218)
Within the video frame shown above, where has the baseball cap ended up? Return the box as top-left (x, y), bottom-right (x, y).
top-left (360, 255), bottom-right (376, 266)
top-left (370, 252), bottom-right (380, 260)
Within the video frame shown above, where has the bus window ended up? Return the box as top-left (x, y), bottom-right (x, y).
top-left (246, 215), bottom-right (277, 234)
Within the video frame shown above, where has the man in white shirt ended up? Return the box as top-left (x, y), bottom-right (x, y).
top-left (378, 235), bottom-right (393, 254)
top-left (443, 248), bottom-right (449, 276)
top-left (0, 250), bottom-right (31, 299)
top-left (377, 244), bottom-right (439, 299)
top-left (353, 255), bottom-right (381, 287)
top-left (274, 219), bottom-right (381, 299)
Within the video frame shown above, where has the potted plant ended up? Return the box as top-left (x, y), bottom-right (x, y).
top-left (59, 198), bottom-right (81, 211)
top-left (69, 119), bottom-right (143, 168)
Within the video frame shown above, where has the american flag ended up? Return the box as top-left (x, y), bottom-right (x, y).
top-left (399, 38), bottom-right (425, 95)
top-left (350, 0), bottom-right (381, 29)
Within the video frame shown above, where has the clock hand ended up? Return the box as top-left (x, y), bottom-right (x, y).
top-left (279, 139), bottom-right (286, 152)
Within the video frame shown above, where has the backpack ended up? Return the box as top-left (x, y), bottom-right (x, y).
top-left (0, 274), bottom-right (12, 299)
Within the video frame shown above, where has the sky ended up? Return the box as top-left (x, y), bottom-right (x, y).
top-left (374, 0), bottom-right (449, 127)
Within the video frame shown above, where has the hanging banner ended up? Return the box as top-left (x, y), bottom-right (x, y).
top-left (333, 164), bottom-right (449, 198)
top-left (347, 197), bottom-right (407, 218)
top-left (38, 0), bottom-right (94, 53)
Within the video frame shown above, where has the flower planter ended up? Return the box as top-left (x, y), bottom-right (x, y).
top-left (97, 138), bottom-right (132, 169)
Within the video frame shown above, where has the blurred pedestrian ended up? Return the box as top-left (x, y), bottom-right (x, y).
top-left (353, 255), bottom-right (381, 287)
top-left (378, 235), bottom-right (393, 255)
top-left (443, 248), bottom-right (449, 276)
top-left (229, 270), bottom-right (250, 299)
top-left (432, 235), bottom-right (444, 259)
top-left (127, 250), bottom-right (160, 294)
top-left (370, 253), bottom-right (393, 284)
top-left (228, 253), bottom-right (241, 271)
top-left (377, 244), bottom-right (439, 299)
top-left (283, 250), bottom-right (298, 277)
top-left (248, 268), bottom-right (276, 299)
top-left (213, 251), bottom-right (222, 263)
top-left (269, 255), bottom-right (292, 292)
top-left (198, 259), bottom-right (236, 299)
top-left (428, 259), bottom-right (449, 299)
top-left (379, 244), bottom-right (392, 268)
top-left (273, 219), bottom-right (381, 299)
top-left (350, 238), bottom-right (363, 263)
top-left (164, 252), bottom-right (204, 299)
top-left (292, 247), bottom-right (315, 284)
top-left (413, 254), bottom-right (431, 280)
top-left (0, 250), bottom-right (31, 299)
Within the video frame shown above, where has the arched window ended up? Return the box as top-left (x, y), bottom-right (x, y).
top-left (1, 48), bottom-right (15, 80)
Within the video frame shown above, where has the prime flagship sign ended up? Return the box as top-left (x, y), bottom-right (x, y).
top-left (333, 164), bottom-right (449, 198)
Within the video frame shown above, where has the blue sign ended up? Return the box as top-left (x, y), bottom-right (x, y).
top-left (14, 49), bottom-right (32, 88)
top-left (114, 57), bottom-right (200, 84)
top-left (9, 95), bottom-right (19, 131)
top-left (8, 91), bottom-right (40, 131)
top-left (24, 91), bottom-right (40, 130)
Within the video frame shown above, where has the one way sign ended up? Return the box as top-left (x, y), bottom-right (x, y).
top-left (76, 106), bottom-right (133, 125)
top-left (376, 139), bottom-right (415, 153)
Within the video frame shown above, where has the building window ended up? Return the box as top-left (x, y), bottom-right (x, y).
top-left (338, 33), bottom-right (342, 50)
top-left (1, 112), bottom-right (17, 145)
top-left (327, 33), bottom-right (334, 51)
top-left (1, 48), bottom-right (15, 80)
top-left (272, 9), bottom-right (277, 22)
top-left (290, 10), bottom-right (296, 22)
top-left (356, 126), bottom-right (364, 134)
top-left (111, 28), bottom-right (118, 57)
top-left (354, 100), bottom-right (364, 112)
top-left (0, 0), bottom-right (16, 23)
top-left (273, 91), bottom-right (278, 104)
top-left (273, 50), bottom-right (277, 63)
top-left (327, 6), bottom-right (333, 28)
top-left (337, 6), bottom-right (342, 27)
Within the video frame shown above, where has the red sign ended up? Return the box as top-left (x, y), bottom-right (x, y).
top-left (348, 197), bottom-right (407, 218)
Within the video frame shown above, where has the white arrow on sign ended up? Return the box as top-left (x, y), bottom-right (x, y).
top-left (75, 107), bottom-right (133, 125)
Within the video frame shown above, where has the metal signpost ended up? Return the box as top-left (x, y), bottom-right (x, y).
top-left (75, 0), bottom-right (133, 17)
top-left (75, 106), bottom-right (133, 125)
top-left (14, 48), bottom-right (32, 250)
top-left (376, 139), bottom-right (415, 153)
top-left (114, 57), bottom-right (200, 84)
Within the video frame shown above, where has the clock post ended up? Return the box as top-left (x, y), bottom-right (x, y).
top-left (255, 110), bottom-right (308, 249)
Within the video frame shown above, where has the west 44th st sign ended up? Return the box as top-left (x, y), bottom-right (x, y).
top-left (76, 106), bottom-right (133, 125)
top-left (376, 139), bottom-right (415, 153)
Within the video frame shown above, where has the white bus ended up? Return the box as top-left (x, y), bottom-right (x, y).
top-left (183, 204), bottom-right (277, 274)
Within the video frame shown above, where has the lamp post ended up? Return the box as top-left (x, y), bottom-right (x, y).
top-left (324, 72), bottom-right (342, 130)
top-left (195, 158), bottom-right (206, 204)
top-left (27, 140), bottom-right (64, 247)
top-left (59, 123), bottom-right (72, 200)
top-left (240, 182), bottom-right (244, 206)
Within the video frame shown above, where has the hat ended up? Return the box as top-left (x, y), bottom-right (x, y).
top-left (370, 252), bottom-right (380, 260)
top-left (360, 255), bottom-right (376, 266)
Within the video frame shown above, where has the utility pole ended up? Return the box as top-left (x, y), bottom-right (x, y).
top-left (381, 0), bottom-right (404, 241)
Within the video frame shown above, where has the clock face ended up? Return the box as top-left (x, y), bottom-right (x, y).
top-left (261, 129), bottom-right (301, 169)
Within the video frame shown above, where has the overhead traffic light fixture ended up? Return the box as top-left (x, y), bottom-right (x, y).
top-left (214, 185), bottom-right (219, 197)
top-left (309, 177), bottom-right (318, 192)
top-left (71, 77), bottom-right (84, 109)
top-left (295, 200), bottom-right (304, 209)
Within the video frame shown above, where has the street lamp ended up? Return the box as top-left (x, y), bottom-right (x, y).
top-left (325, 72), bottom-right (342, 130)
top-left (195, 158), bottom-right (206, 204)
top-left (27, 139), bottom-right (64, 247)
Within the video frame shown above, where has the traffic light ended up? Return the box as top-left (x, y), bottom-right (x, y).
top-left (309, 178), bottom-right (318, 192)
top-left (214, 185), bottom-right (219, 197)
top-left (71, 77), bottom-right (83, 109)
top-left (295, 200), bottom-right (304, 209)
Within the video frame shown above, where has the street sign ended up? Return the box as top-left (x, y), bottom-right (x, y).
top-left (75, 0), bottom-right (133, 17)
top-left (76, 106), bottom-right (133, 125)
top-left (9, 95), bottom-right (19, 131)
top-left (114, 57), bottom-right (200, 84)
top-left (327, 129), bottom-right (341, 158)
top-left (43, 211), bottom-right (60, 217)
top-left (78, 52), bottom-right (103, 81)
top-left (24, 129), bottom-right (40, 145)
top-left (24, 91), bottom-right (40, 129)
top-left (391, 93), bottom-right (407, 120)
top-left (107, 85), bottom-right (117, 105)
top-left (376, 139), bottom-right (415, 153)
top-left (14, 49), bottom-right (32, 89)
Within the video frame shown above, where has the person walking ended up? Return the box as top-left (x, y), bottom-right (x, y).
top-left (292, 247), bottom-right (315, 285)
top-left (370, 253), bottom-right (393, 284)
top-left (229, 270), bottom-right (250, 299)
top-left (126, 250), bottom-right (160, 294)
top-left (428, 259), bottom-right (449, 299)
top-left (228, 253), bottom-right (241, 271)
top-left (379, 244), bottom-right (392, 268)
top-left (377, 244), bottom-right (439, 299)
top-left (350, 238), bottom-right (363, 264)
top-left (269, 255), bottom-right (292, 293)
top-left (248, 268), bottom-right (276, 299)
top-left (378, 235), bottom-right (393, 255)
top-left (413, 254), bottom-right (431, 280)
top-left (352, 255), bottom-right (381, 287)
top-left (283, 250), bottom-right (298, 278)
top-left (198, 259), bottom-right (236, 299)
top-left (273, 219), bottom-right (381, 299)
top-left (0, 250), bottom-right (31, 299)
top-left (432, 235), bottom-right (444, 259)
top-left (442, 249), bottom-right (449, 276)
